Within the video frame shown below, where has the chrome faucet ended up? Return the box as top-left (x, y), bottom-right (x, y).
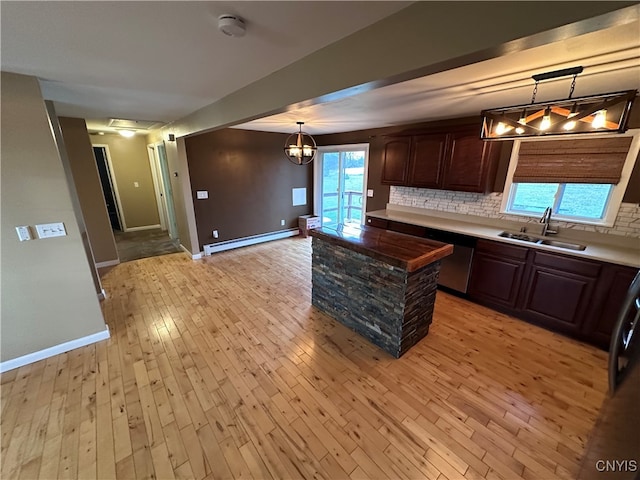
top-left (539, 207), bottom-right (558, 236)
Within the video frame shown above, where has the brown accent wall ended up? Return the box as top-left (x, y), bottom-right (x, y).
top-left (59, 117), bottom-right (119, 264)
top-left (91, 134), bottom-right (160, 229)
top-left (185, 128), bottom-right (313, 249)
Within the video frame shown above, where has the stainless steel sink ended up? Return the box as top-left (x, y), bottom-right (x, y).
top-left (537, 239), bottom-right (587, 251)
top-left (498, 231), bottom-right (587, 251)
top-left (498, 231), bottom-right (539, 242)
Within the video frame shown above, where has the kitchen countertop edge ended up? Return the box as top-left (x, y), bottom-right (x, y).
top-left (310, 225), bottom-right (454, 273)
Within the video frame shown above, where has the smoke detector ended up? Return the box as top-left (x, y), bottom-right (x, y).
top-left (218, 15), bottom-right (246, 37)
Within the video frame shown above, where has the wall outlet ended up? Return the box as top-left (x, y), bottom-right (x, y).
top-left (213, 230), bottom-right (219, 239)
top-left (197, 190), bottom-right (209, 199)
top-left (281, 219), bottom-right (286, 226)
top-left (134, 181), bottom-right (139, 188)
top-left (367, 189), bottom-right (374, 198)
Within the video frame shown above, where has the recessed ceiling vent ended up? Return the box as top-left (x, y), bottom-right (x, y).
top-left (108, 118), bottom-right (163, 130)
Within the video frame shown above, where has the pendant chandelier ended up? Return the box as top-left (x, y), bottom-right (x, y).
top-left (480, 66), bottom-right (637, 140)
top-left (284, 122), bottom-right (317, 165)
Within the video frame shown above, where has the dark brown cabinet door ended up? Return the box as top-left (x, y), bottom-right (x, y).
top-left (381, 137), bottom-right (411, 185)
top-left (582, 264), bottom-right (639, 349)
top-left (468, 240), bottom-right (528, 310)
top-left (442, 127), bottom-right (499, 193)
top-left (519, 252), bottom-right (600, 335)
top-left (365, 216), bottom-right (389, 229)
top-left (387, 220), bottom-right (427, 237)
top-left (407, 133), bottom-right (447, 188)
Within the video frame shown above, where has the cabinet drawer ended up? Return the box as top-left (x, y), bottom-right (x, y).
top-left (366, 217), bottom-right (388, 229)
top-left (388, 221), bottom-right (426, 237)
top-left (476, 239), bottom-right (529, 260)
top-left (532, 251), bottom-right (601, 277)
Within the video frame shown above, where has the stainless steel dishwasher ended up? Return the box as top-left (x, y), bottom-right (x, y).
top-left (423, 228), bottom-right (477, 294)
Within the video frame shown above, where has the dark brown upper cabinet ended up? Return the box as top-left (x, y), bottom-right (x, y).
top-left (381, 137), bottom-right (411, 185)
top-left (381, 125), bottom-right (500, 193)
top-left (408, 133), bottom-right (447, 188)
top-left (442, 126), bottom-right (500, 192)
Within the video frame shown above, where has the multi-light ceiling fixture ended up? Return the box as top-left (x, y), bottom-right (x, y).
top-left (480, 66), bottom-right (637, 140)
top-left (284, 122), bottom-right (317, 165)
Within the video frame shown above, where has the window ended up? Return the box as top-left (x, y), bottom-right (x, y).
top-left (502, 132), bottom-right (639, 226)
top-left (508, 183), bottom-right (613, 220)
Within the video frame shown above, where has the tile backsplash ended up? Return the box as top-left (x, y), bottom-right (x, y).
top-left (389, 186), bottom-right (640, 238)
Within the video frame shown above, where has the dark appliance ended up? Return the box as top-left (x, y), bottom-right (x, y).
top-left (578, 270), bottom-right (640, 479)
top-left (423, 227), bottom-right (476, 293)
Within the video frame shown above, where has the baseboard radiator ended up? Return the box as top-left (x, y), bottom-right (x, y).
top-left (204, 228), bottom-right (299, 255)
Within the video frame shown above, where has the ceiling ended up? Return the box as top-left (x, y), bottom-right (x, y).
top-left (2, 2), bottom-right (639, 137)
top-left (236, 20), bottom-right (640, 135)
top-left (1, 1), bottom-right (410, 132)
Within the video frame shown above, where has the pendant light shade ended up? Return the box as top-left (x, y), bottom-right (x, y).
top-left (480, 66), bottom-right (637, 140)
top-left (284, 122), bottom-right (317, 165)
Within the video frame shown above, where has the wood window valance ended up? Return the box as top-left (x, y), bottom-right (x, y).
top-left (513, 137), bottom-right (633, 184)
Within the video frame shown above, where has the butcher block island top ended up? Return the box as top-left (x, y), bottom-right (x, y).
top-left (309, 224), bottom-right (454, 272)
top-left (309, 224), bottom-right (453, 358)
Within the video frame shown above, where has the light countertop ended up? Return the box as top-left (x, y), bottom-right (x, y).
top-left (367, 206), bottom-right (640, 268)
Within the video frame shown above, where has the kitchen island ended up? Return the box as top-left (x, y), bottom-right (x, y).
top-left (310, 224), bottom-right (453, 358)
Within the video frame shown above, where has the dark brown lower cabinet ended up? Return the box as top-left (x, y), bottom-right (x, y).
top-left (468, 240), bottom-right (527, 310)
top-left (365, 216), bottom-right (388, 229)
top-left (519, 252), bottom-right (600, 336)
top-left (468, 239), bottom-right (638, 349)
top-left (387, 220), bottom-right (426, 237)
top-left (582, 264), bottom-right (639, 349)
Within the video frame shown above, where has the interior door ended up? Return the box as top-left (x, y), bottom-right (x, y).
top-left (156, 144), bottom-right (179, 240)
top-left (317, 145), bottom-right (368, 228)
top-left (93, 146), bottom-right (122, 231)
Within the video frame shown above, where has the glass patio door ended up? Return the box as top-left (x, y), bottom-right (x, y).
top-left (316, 145), bottom-right (368, 228)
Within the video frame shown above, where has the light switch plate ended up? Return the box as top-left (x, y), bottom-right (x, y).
top-left (367, 189), bottom-right (374, 197)
top-left (197, 191), bottom-right (208, 199)
top-left (35, 222), bottom-right (67, 239)
top-left (15, 226), bottom-right (32, 241)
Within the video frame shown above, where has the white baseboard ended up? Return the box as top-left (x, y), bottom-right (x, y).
top-left (0, 326), bottom-right (111, 373)
top-left (204, 228), bottom-right (299, 255)
top-left (124, 224), bottom-right (161, 232)
top-left (96, 259), bottom-right (120, 268)
top-left (180, 244), bottom-right (203, 260)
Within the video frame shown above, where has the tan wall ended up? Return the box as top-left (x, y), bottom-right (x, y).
top-left (171, 138), bottom-right (200, 254)
top-left (1, 72), bottom-right (107, 362)
top-left (59, 117), bottom-right (119, 264)
top-left (91, 134), bottom-right (160, 229)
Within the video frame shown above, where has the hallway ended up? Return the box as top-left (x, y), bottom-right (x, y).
top-left (114, 228), bottom-right (181, 262)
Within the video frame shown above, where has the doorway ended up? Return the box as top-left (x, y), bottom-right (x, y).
top-left (93, 146), bottom-right (122, 231)
top-left (315, 144), bottom-right (369, 228)
top-left (147, 143), bottom-right (179, 240)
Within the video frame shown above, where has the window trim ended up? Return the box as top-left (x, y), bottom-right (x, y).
top-left (501, 129), bottom-right (640, 227)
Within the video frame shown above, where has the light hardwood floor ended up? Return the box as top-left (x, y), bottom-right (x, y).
top-left (1, 237), bottom-right (608, 479)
